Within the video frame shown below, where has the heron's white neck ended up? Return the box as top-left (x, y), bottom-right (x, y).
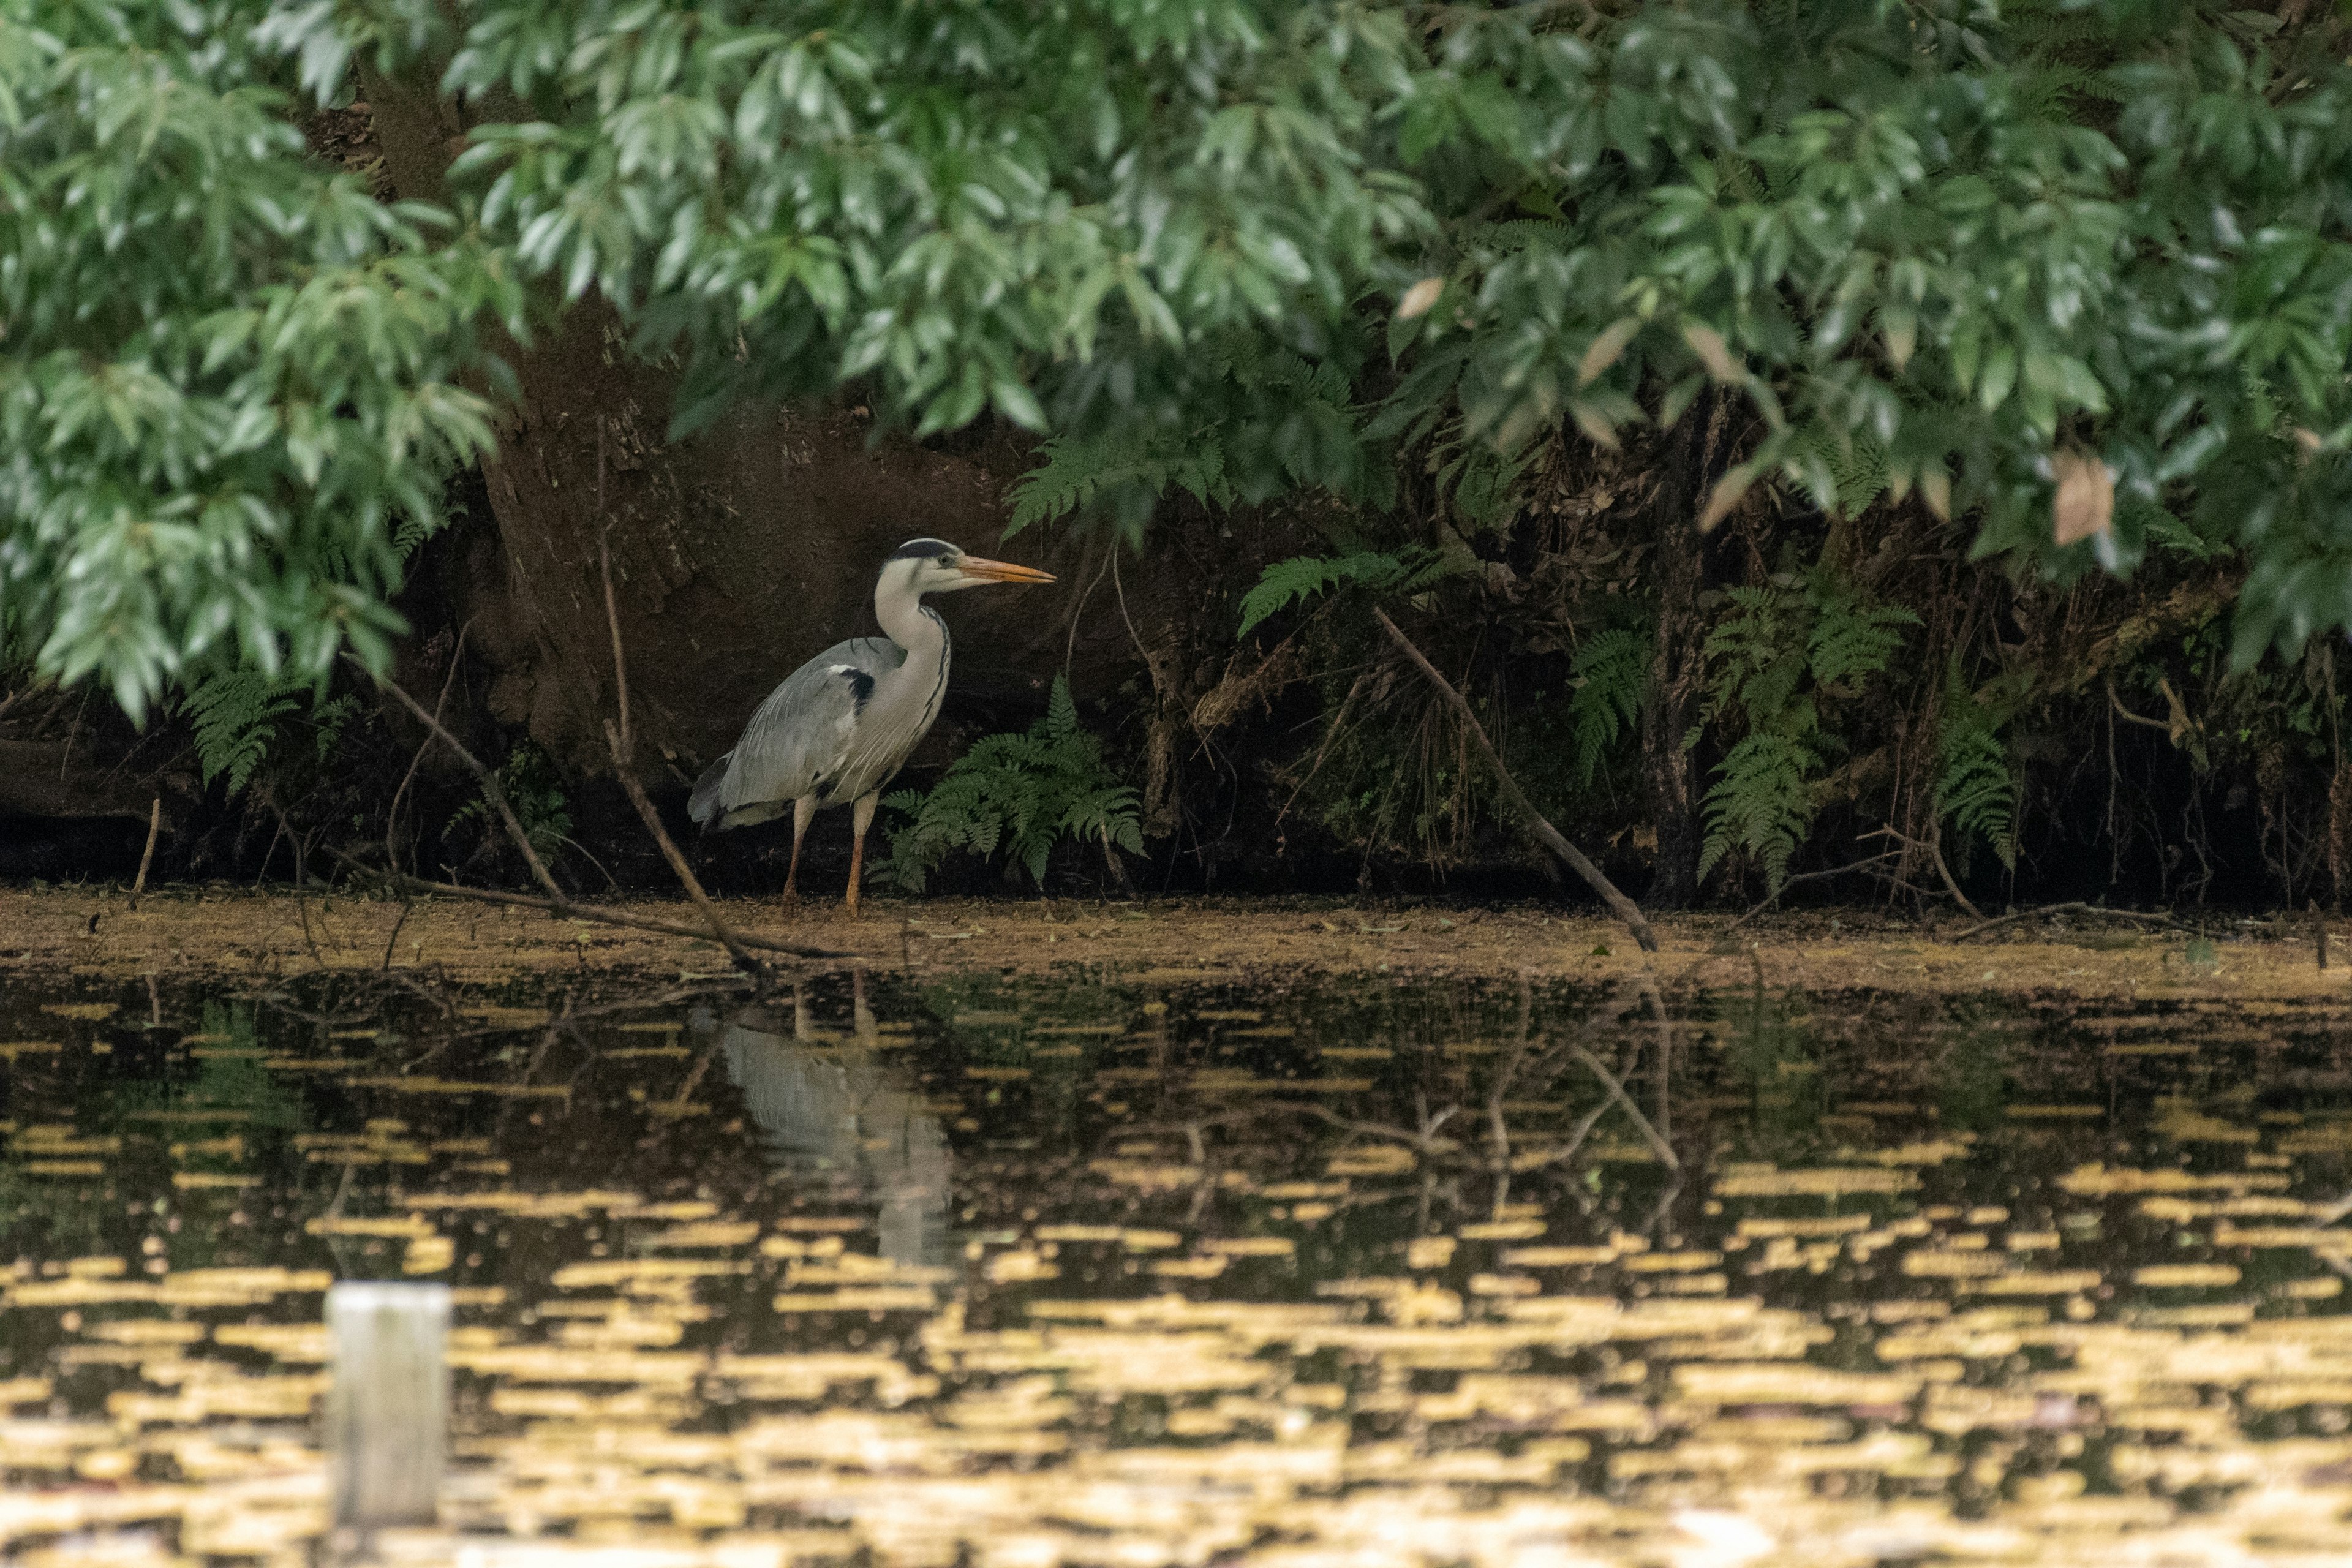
top-left (867, 568), bottom-right (951, 748)
top-left (875, 572), bottom-right (944, 664)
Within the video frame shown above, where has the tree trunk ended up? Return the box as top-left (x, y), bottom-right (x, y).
top-left (1639, 394), bottom-right (1731, 908)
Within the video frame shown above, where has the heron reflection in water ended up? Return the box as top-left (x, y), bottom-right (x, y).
top-left (715, 971), bottom-right (948, 1267)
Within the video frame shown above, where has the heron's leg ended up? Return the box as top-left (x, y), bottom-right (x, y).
top-left (782, 796), bottom-right (815, 906)
top-left (846, 792), bottom-right (878, 919)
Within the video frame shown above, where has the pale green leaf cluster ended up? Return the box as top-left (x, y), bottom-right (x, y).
top-left (0, 1), bottom-right (521, 718)
top-left (18, 0), bottom-right (2352, 723)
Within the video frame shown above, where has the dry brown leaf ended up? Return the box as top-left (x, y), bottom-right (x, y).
top-left (1577, 317), bottom-right (1642, 387)
top-left (1396, 276), bottom-right (1445, 320)
top-left (2052, 449), bottom-right (2114, 546)
top-left (1698, 461), bottom-right (1759, 533)
top-left (1683, 322), bottom-right (1743, 383)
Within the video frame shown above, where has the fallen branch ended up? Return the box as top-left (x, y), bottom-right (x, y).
top-left (316, 845), bottom-right (856, 960)
top-left (1725, 851), bottom-right (1902, 932)
top-left (1947, 902), bottom-right (2195, 944)
top-left (340, 652), bottom-right (853, 963)
top-left (1373, 608), bottom-right (1657, 953)
top-left (1862, 825), bottom-right (1983, 921)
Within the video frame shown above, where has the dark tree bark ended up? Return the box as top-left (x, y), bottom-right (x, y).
top-left (1639, 394), bottom-right (1732, 908)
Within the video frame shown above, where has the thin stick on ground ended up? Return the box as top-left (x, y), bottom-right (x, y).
top-left (1725, 851), bottom-right (1902, 932)
top-left (1373, 608), bottom-right (1658, 953)
top-left (1947, 901), bottom-right (2196, 944)
top-left (343, 655), bottom-right (854, 963)
top-left (350, 654), bottom-right (566, 903)
top-left (127, 797), bottom-right (160, 910)
top-left (386, 622), bottom-right (470, 878)
top-left (1863, 825), bottom-right (1983, 921)
top-left (596, 432), bottom-right (763, 976)
top-left (379, 895), bottom-right (415, 973)
top-left (314, 843), bottom-right (856, 960)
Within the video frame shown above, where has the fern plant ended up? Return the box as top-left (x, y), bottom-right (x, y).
top-left (1569, 628), bottom-right (1648, 784)
top-left (875, 676), bottom-right (1143, 894)
top-left (1936, 662), bottom-right (2032, 871)
top-left (1235, 547), bottom-right (1461, 638)
top-left (447, 741), bottom-right (572, 869)
top-left (1008, 427), bottom-right (1234, 538)
top-left (1697, 568), bottom-right (1918, 890)
top-left (184, 671), bottom-right (300, 794)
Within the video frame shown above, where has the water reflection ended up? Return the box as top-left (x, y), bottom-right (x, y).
top-left (718, 977), bottom-right (950, 1267)
top-left (6, 966), bottom-right (2352, 1566)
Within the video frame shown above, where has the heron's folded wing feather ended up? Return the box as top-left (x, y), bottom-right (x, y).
top-left (710, 639), bottom-right (905, 816)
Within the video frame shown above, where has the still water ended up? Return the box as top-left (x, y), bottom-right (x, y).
top-left (4, 963), bottom-right (2351, 1564)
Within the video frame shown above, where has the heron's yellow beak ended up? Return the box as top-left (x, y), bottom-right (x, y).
top-left (956, 556), bottom-right (1056, 584)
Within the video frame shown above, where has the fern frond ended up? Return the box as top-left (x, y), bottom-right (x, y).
top-left (1569, 628), bottom-right (1648, 784)
top-left (1936, 663), bottom-right (2027, 870)
top-left (1700, 730), bottom-right (1820, 891)
top-left (876, 675), bottom-right (1142, 892)
top-left (185, 670), bottom-right (298, 795)
top-left (1008, 428), bottom-right (1232, 534)
top-left (1235, 548), bottom-right (1452, 638)
top-left (1806, 581), bottom-right (1918, 688)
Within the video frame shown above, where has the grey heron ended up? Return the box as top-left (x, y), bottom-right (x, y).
top-left (688, 537), bottom-right (1054, 916)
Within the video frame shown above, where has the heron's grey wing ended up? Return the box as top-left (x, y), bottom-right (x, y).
top-left (690, 639), bottom-right (904, 829)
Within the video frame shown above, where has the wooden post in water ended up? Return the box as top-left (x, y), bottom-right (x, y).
top-left (325, 1281), bottom-right (449, 1531)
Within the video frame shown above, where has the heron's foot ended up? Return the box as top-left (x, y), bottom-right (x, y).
top-left (843, 892), bottom-right (863, 921)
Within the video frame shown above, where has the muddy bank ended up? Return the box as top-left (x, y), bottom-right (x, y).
top-left (2, 888), bottom-right (2344, 1001)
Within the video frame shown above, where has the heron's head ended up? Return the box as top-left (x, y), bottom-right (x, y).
top-left (881, 538), bottom-right (1056, 596)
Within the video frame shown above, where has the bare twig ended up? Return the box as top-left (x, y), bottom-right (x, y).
top-left (1373, 608), bottom-right (1657, 952)
top-left (349, 653), bottom-right (565, 903)
top-left (127, 796), bottom-right (160, 910)
top-left (596, 454), bottom-right (764, 977)
top-left (379, 896), bottom-right (415, 973)
top-left (324, 852), bottom-right (858, 960)
top-left (1725, 851), bottom-right (1902, 931)
top-left (1947, 901), bottom-right (2196, 944)
top-left (1862, 825), bottom-right (1982, 921)
top-left (386, 622), bottom-right (470, 878)
top-left (1485, 971), bottom-right (1536, 1216)
top-left (1632, 969), bottom-right (1674, 1148)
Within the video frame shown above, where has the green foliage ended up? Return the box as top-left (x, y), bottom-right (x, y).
top-left (877, 677), bottom-right (1142, 893)
top-left (1698, 570), bottom-right (1918, 889)
top-left (0, 0), bottom-right (519, 720)
top-left (1937, 664), bottom-right (2029, 871)
top-left (1009, 430), bottom-right (1234, 539)
top-left (1569, 628), bottom-right (1648, 785)
top-left (184, 670), bottom-right (300, 796)
top-left (24, 0), bottom-right (2352, 728)
top-left (1235, 548), bottom-right (1458, 639)
top-left (447, 741), bottom-right (571, 870)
